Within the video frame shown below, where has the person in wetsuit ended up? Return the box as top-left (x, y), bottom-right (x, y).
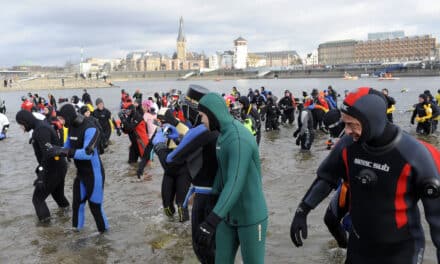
top-left (426, 93), bottom-right (440, 133)
top-left (194, 92), bottom-right (268, 264)
top-left (0, 99), bottom-right (6, 114)
top-left (290, 87), bottom-right (440, 264)
top-left (119, 104), bottom-right (150, 177)
top-left (153, 84), bottom-right (219, 263)
top-left (154, 106), bottom-right (191, 222)
top-left (411, 94), bottom-right (433, 135)
top-left (43, 104), bottom-right (64, 144)
top-left (382, 88), bottom-right (396, 123)
top-left (238, 96), bottom-right (261, 145)
top-left (293, 103), bottom-right (314, 150)
top-left (55, 104), bottom-right (109, 232)
top-left (0, 113), bottom-right (10, 140)
top-left (265, 95), bottom-right (281, 131)
top-left (81, 89), bottom-right (92, 105)
top-left (92, 98), bottom-right (112, 150)
top-left (16, 110), bottom-right (69, 222)
top-left (278, 90), bottom-right (296, 124)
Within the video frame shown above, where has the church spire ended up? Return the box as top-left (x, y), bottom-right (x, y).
top-left (177, 16), bottom-right (186, 42)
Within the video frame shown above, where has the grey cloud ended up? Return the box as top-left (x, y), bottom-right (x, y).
top-left (0, 0), bottom-right (439, 66)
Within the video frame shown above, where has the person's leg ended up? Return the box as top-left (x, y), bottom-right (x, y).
top-left (51, 181), bottom-right (70, 208)
top-left (32, 187), bottom-right (51, 221)
top-left (238, 219), bottom-right (267, 264)
top-left (289, 109), bottom-right (295, 124)
top-left (176, 172), bottom-right (190, 222)
top-left (216, 221), bottom-right (239, 264)
top-left (72, 178), bottom-right (87, 230)
top-left (191, 194), bottom-right (216, 264)
top-left (50, 166), bottom-right (69, 208)
top-left (137, 147), bottom-right (149, 179)
top-left (161, 173), bottom-right (176, 217)
top-left (88, 159), bottom-right (109, 232)
top-left (88, 201), bottom-right (109, 232)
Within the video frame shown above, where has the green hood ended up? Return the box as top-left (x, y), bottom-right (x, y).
top-left (199, 92), bottom-right (233, 131)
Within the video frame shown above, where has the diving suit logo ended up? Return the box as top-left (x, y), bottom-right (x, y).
top-left (354, 158), bottom-right (390, 172)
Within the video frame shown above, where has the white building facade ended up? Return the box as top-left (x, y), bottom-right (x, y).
top-left (233, 37), bottom-right (248, 69)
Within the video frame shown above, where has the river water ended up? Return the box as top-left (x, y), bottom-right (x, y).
top-left (1, 77), bottom-right (440, 263)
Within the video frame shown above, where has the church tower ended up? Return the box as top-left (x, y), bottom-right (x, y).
top-left (176, 17), bottom-right (186, 61)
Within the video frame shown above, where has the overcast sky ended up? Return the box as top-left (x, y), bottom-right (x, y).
top-left (1, 0), bottom-right (439, 67)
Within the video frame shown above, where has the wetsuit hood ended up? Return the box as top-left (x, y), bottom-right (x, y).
top-left (16, 110), bottom-right (38, 132)
top-left (238, 96), bottom-right (250, 109)
top-left (184, 84), bottom-right (210, 125)
top-left (198, 92), bottom-right (233, 131)
top-left (323, 109), bottom-right (344, 138)
top-left (340, 87), bottom-right (387, 143)
top-left (58, 103), bottom-right (79, 128)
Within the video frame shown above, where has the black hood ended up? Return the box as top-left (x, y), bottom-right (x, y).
top-left (184, 84), bottom-right (210, 125)
top-left (16, 110), bottom-right (38, 132)
top-left (58, 103), bottom-right (79, 128)
top-left (323, 109), bottom-right (344, 138)
top-left (340, 87), bottom-right (387, 143)
top-left (238, 96), bottom-right (250, 109)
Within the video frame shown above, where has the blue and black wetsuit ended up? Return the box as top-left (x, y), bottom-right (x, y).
top-left (155, 125), bottom-right (219, 263)
top-left (64, 116), bottom-right (109, 232)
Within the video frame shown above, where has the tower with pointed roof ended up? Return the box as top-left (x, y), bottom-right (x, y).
top-left (176, 17), bottom-right (187, 61)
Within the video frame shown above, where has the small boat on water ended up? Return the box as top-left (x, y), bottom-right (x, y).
top-left (378, 77), bottom-right (400, 80)
top-left (378, 73), bottom-right (400, 80)
top-left (343, 72), bottom-right (358, 80)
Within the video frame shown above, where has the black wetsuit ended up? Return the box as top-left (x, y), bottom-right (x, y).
top-left (16, 111), bottom-right (69, 221)
top-left (120, 109), bottom-right (144, 163)
top-left (239, 96), bottom-right (261, 145)
top-left (82, 92), bottom-right (92, 105)
top-left (411, 102), bottom-right (432, 135)
top-left (279, 95), bottom-right (295, 124)
top-left (384, 95), bottom-right (396, 123)
top-left (156, 125), bottom-right (219, 263)
top-left (265, 98), bottom-right (280, 131)
top-left (293, 107), bottom-right (314, 150)
top-left (154, 138), bottom-right (191, 222)
top-left (301, 126), bottom-right (440, 263)
top-left (92, 108), bottom-right (112, 148)
top-left (430, 101), bottom-right (440, 133)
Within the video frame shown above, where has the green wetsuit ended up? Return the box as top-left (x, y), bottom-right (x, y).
top-left (199, 93), bottom-right (268, 264)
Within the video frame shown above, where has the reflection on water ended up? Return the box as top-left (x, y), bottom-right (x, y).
top-left (1, 78), bottom-right (439, 263)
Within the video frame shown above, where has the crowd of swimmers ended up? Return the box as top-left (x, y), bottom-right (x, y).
top-left (4, 84), bottom-right (440, 263)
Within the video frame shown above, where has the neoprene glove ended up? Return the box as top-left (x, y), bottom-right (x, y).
top-left (195, 212), bottom-right (222, 250)
top-left (296, 136), bottom-right (301, 146)
top-left (152, 129), bottom-right (166, 145)
top-left (163, 124), bottom-right (179, 140)
top-left (48, 146), bottom-right (75, 158)
top-left (290, 202), bottom-right (311, 247)
top-left (293, 129), bottom-right (299, 138)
